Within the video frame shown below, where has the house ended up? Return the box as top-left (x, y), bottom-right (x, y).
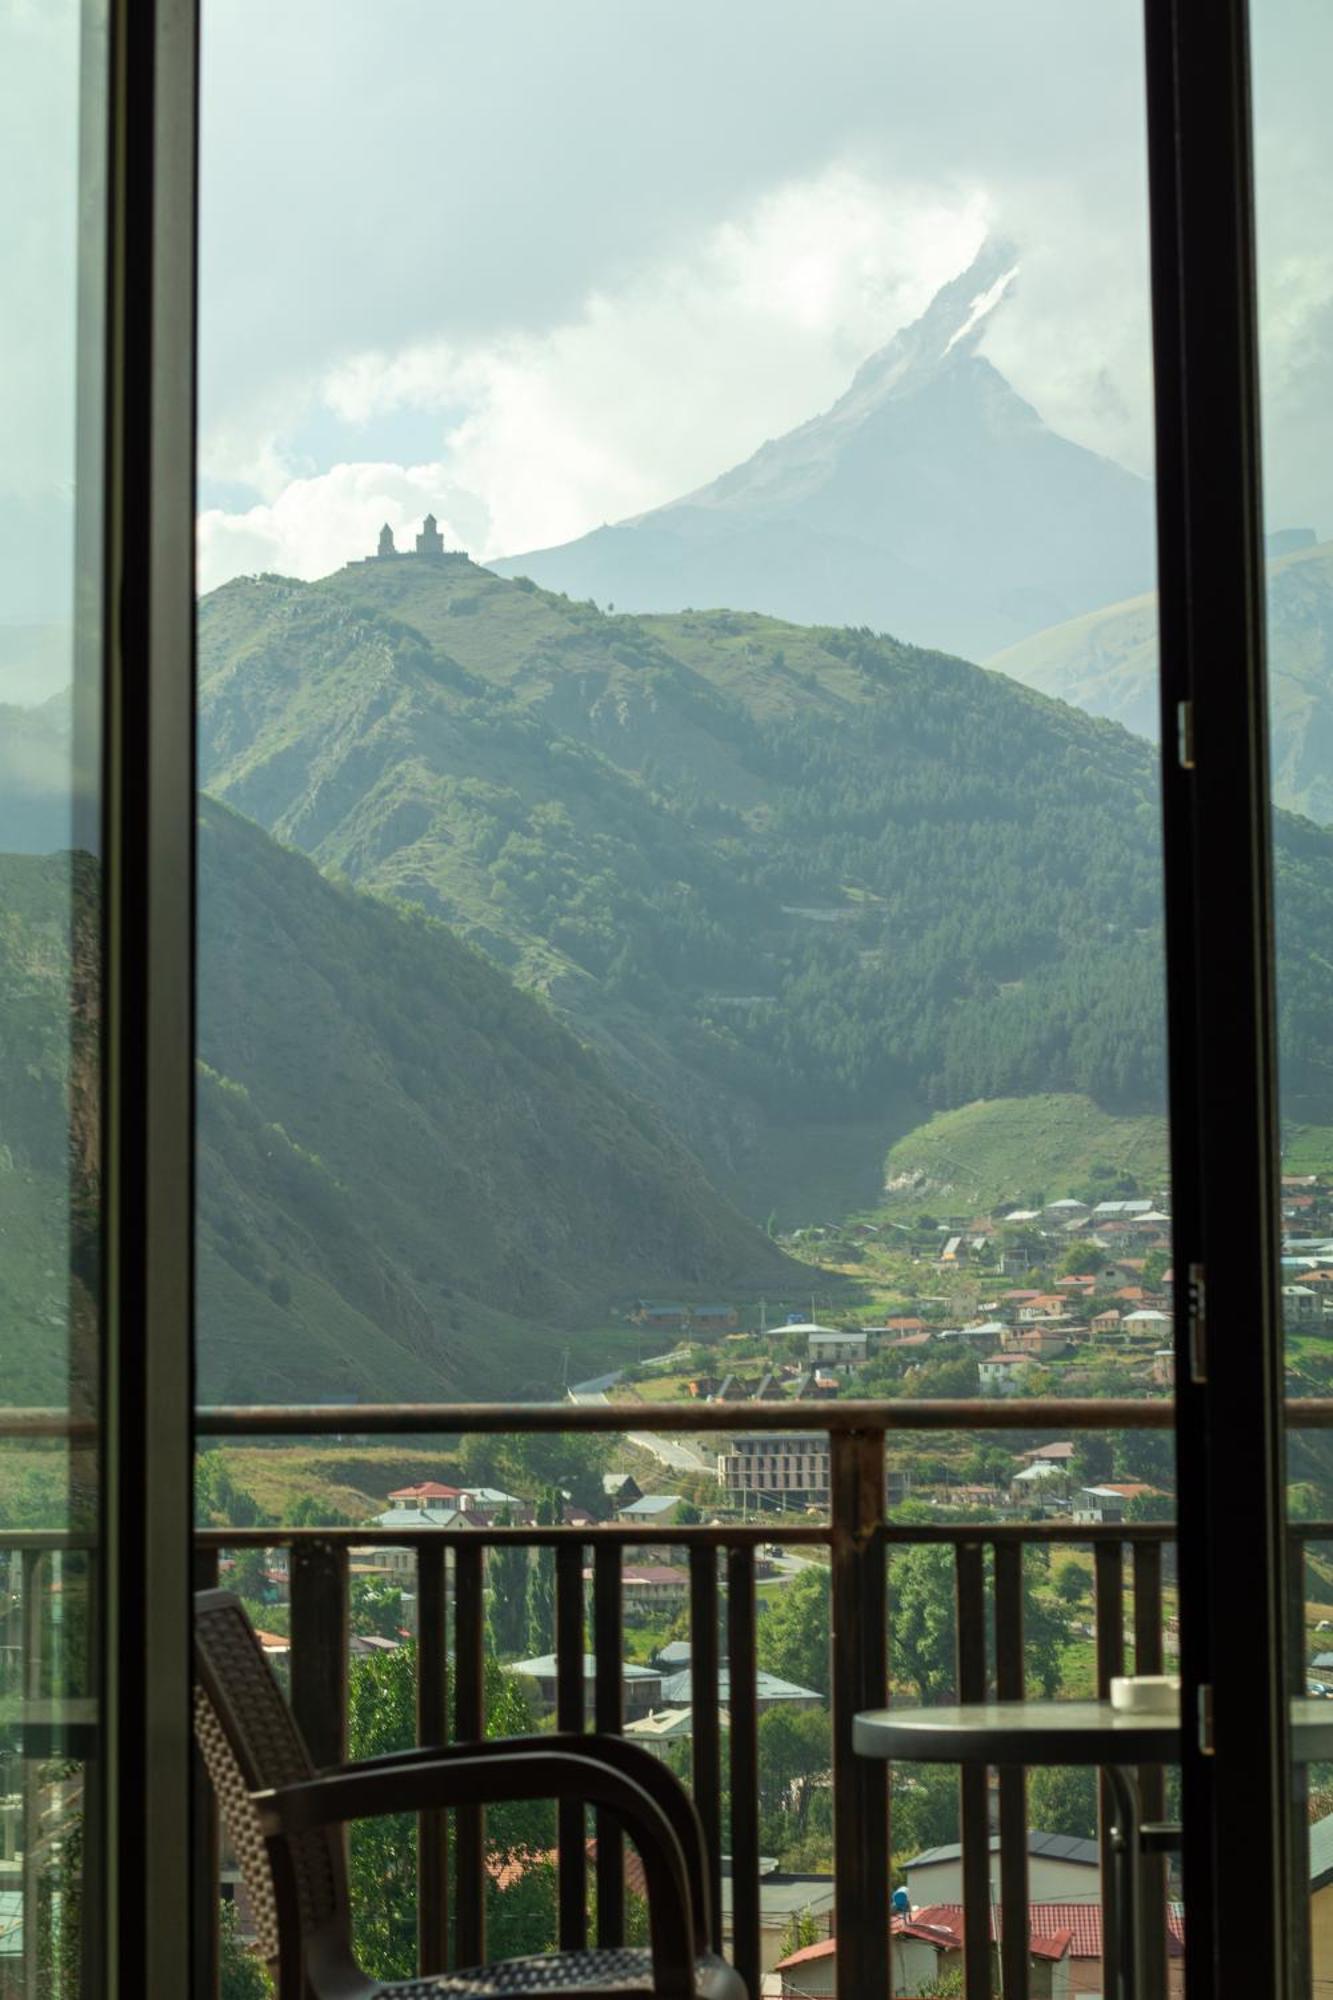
top-left (1152, 1348), bottom-right (1175, 1387)
top-left (387, 1480), bottom-right (462, 1506)
top-left (914, 1901), bottom-right (1182, 1999)
top-left (775, 1911), bottom-right (1074, 1998)
top-left (806, 1328), bottom-right (869, 1368)
top-left (1044, 1197), bottom-right (1090, 1220)
top-left (1073, 1483), bottom-right (1165, 1524)
top-left (654, 1638), bottom-right (692, 1669)
top-left (691, 1303), bottom-right (740, 1330)
top-left (1006, 1324), bottom-right (1073, 1359)
top-left (719, 1864), bottom-right (837, 1976)
top-left (904, 1831), bottom-right (1100, 1906)
top-left (979, 1353), bottom-right (1036, 1394)
top-left (1091, 1308), bottom-right (1123, 1339)
top-left (594, 1563), bottom-right (689, 1613)
top-left (1122, 1308), bottom-right (1173, 1340)
top-left (1018, 1441), bottom-right (1077, 1465)
top-left (658, 1666), bottom-right (822, 1712)
top-left (504, 1653), bottom-right (663, 1720)
top-left (939, 1234), bottom-right (966, 1264)
top-left (1284, 1283), bottom-right (1321, 1325)
top-left (621, 1706), bottom-right (697, 1753)
top-left (1017, 1295), bottom-right (1067, 1322)
top-left (721, 1433), bottom-right (831, 1504)
top-left (634, 1300), bottom-right (691, 1328)
top-left (617, 1492), bottom-right (686, 1525)
top-left (1011, 1461), bottom-right (1069, 1498)
top-left (603, 1472), bottom-right (642, 1508)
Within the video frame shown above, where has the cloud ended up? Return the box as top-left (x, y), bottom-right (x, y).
top-left (201, 166), bottom-right (989, 580)
top-left (196, 464), bottom-right (470, 594)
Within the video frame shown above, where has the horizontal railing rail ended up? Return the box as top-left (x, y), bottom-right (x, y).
top-left (17, 1396), bottom-right (1333, 1997)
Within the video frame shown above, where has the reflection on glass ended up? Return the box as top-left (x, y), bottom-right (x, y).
top-left (1251, 4), bottom-right (1333, 1994)
top-left (0, 1), bottom-right (104, 1993)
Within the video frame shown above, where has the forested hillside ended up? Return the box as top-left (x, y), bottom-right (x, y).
top-left (0, 808), bottom-right (794, 1404)
top-left (199, 552), bottom-right (1333, 1217)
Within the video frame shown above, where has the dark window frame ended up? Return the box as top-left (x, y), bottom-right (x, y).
top-left (90, 0), bottom-right (1293, 1993)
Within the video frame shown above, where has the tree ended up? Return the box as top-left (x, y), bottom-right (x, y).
top-left (756, 1570), bottom-right (829, 1696)
top-left (779, 1910), bottom-right (823, 1961)
top-left (487, 1515), bottom-right (531, 1658)
top-left (889, 1546), bottom-right (1072, 1702)
top-left (351, 1576), bottom-right (404, 1640)
top-left (1071, 1435), bottom-right (1114, 1486)
top-left (346, 1646), bottom-right (556, 1983)
top-left (220, 1900), bottom-right (270, 2000)
top-left (1054, 1560), bottom-right (1091, 1606)
top-left (756, 1707), bottom-right (832, 1847)
top-left (890, 1764), bottom-right (960, 1860)
top-left (525, 1488), bottom-right (560, 1656)
top-left (1027, 1765), bottom-right (1098, 1841)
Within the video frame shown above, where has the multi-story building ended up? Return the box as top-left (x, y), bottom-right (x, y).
top-left (719, 1431), bottom-right (831, 1504)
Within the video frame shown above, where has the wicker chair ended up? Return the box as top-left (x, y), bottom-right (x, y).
top-left (194, 1589), bottom-right (745, 2000)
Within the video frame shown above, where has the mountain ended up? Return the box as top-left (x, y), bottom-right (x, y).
top-left (0, 805), bottom-right (795, 1405)
top-left (990, 537), bottom-right (1333, 824)
top-left (490, 241), bottom-right (1156, 661)
top-left (197, 551), bottom-right (1333, 1224)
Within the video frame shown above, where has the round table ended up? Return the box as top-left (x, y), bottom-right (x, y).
top-left (855, 1700), bottom-right (1177, 2000)
top-left (854, 1698), bottom-right (1333, 2000)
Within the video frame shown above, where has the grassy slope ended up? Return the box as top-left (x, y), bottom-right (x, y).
top-left (879, 1094), bottom-right (1170, 1218)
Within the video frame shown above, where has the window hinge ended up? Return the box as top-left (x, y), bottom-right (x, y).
top-left (1187, 1261), bottom-right (1207, 1383)
top-left (1198, 1683), bottom-right (1215, 1755)
top-left (1177, 699), bottom-right (1196, 769)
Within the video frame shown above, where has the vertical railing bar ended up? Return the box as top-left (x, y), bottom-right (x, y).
top-left (453, 1539), bottom-right (486, 1969)
top-left (20, 1552), bottom-right (40, 2000)
top-left (690, 1547), bottom-right (723, 1952)
top-left (993, 1541), bottom-right (1029, 2000)
top-left (192, 1544), bottom-right (221, 2000)
top-left (1094, 1540), bottom-right (1126, 2000)
top-left (416, 1540), bottom-right (449, 1975)
top-left (830, 1430), bottom-right (888, 2000)
top-left (726, 1544), bottom-right (762, 2000)
top-left (290, 1540), bottom-right (348, 1768)
top-left (955, 1541), bottom-right (991, 2000)
top-left (593, 1542), bottom-right (625, 1946)
top-left (555, 1542), bottom-right (587, 1951)
top-left (1132, 1540), bottom-right (1167, 2000)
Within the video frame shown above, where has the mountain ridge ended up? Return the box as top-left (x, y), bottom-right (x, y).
top-left (489, 241), bottom-right (1156, 661)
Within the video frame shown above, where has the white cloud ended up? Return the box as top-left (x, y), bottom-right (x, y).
top-left (196, 464), bottom-right (469, 594)
top-left (200, 166), bottom-right (990, 582)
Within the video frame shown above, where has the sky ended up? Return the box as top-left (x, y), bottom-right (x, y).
top-left (4, 0), bottom-right (1333, 673)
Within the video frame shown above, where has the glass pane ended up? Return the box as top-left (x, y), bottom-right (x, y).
top-left (1251, 6), bottom-right (1333, 1993)
top-left (0, 2), bottom-right (106, 1994)
top-left (196, 2), bottom-right (1175, 1990)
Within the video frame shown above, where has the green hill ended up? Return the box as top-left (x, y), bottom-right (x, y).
top-left (989, 538), bottom-right (1333, 824)
top-left (198, 552), bottom-right (1333, 1218)
top-left (880, 1094), bottom-right (1170, 1219)
top-left (0, 807), bottom-right (795, 1404)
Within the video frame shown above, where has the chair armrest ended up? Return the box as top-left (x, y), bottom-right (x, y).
top-left (257, 1748), bottom-right (696, 2000)
top-left (332, 1732), bottom-right (714, 1950)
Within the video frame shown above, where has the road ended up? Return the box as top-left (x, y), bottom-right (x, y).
top-left (625, 1430), bottom-right (714, 1475)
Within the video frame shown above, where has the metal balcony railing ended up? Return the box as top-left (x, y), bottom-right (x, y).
top-left (6, 1397), bottom-right (1333, 2000)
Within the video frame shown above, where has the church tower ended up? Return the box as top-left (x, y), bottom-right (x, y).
top-left (377, 522), bottom-right (396, 559)
top-left (415, 513), bottom-right (445, 557)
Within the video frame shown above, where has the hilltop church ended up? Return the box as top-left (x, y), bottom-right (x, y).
top-left (353, 514), bottom-right (467, 563)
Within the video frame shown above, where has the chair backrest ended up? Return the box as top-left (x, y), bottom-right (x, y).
top-left (193, 1587), bottom-right (350, 1969)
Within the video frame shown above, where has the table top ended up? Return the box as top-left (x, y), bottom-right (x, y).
top-left (854, 1697), bottom-right (1333, 1765)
